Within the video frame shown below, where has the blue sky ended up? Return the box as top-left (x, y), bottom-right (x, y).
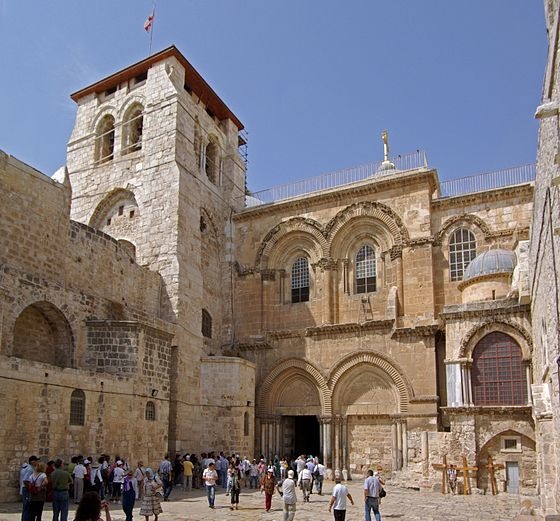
top-left (0, 1), bottom-right (546, 192)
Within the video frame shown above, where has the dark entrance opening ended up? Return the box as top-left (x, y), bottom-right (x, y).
top-left (293, 415), bottom-right (320, 457)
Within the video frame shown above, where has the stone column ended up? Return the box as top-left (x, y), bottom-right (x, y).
top-left (275, 418), bottom-right (281, 457)
top-left (341, 416), bottom-right (348, 475)
top-left (333, 416), bottom-right (341, 472)
top-left (391, 247), bottom-right (404, 316)
top-left (316, 258), bottom-right (338, 324)
top-left (396, 419), bottom-right (403, 470)
top-left (524, 361), bottom-right (532, 405)
top-left (421, 431), bottom-right (429, 476)
top-left (321, 417), bottom-right (333, 468)
top-left (401, 419), bottom-right (408, 468)
top-left (391, 421), bottom-right (398, 470)
top-left (260, 421), bottom-right (266, 458)
top-left (261, 269), bottom-right (276, 332)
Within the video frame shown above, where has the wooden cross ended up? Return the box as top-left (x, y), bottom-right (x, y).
top-left (481, 455), bottom-right (505, 495)
top-left (457, 456), bottom-right (478, 495)
top-left (431, 454), bottom-right (448, 494)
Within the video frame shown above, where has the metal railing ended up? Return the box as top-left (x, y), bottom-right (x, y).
top-left (438, 164), bottom-right (536, 198)
top-left (245, 150), bottom-right (428, 207)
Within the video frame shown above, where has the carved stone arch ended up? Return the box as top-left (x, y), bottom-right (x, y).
top-left (478, 428), bottom-right (536, 455)
top-left (434, 214), bottom-right (491, 246)
top-left (90, 105), bottom-right (118, 133)
top-left (118, 95), bottom-right (146, 119)
top-left (257, 358), bottom-right (331, 416)
top-left (89, 188), bottom-right (138, 229)
top-left (328, 351), bottom-right (413, 413)
top-left (256, 217), bottom-right (328, 269)
top-left (325, 201), bottom-right (409, 253)
top-left (12, 300), bottom-right (75, 368)
top-left (460, 320), bottom-right (533, 360)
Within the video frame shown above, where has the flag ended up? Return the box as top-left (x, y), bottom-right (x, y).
top-left (144, 12), bottom-right (154, 32)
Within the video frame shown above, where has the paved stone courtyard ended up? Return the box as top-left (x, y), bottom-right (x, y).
top-left (0, 483), bottom-right (536, 521)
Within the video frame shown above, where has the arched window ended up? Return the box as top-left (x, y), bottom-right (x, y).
top-left (202, 309), bottom-right (212, 338)
top-left (69, 389), bottom-right (85, 426)
top-left (472, 332), bottom-right (527, 406)
top-left (291, 257), bottom-right (310, 303)
top-left (95, 115), bottom-right (115, 164)
top-left (122, 104), bottom-right (143, 154)
top-left (145, 401), bottom-right (156, 421)
top-left (449, 228), bottom-right (476, 281)
top-left (243, 412), bottom-right (249, 436)
top-left (205, 140), bottom-right (219, 184)
top-left (356, 244), bottom-right (377, 293)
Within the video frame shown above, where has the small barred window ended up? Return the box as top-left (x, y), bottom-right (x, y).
top-left (69, 389), bottom-right (85, 426)
top-left (145, 401), bottom-right (156, 421)
top-left (472, 332), bottom-right (527, 406)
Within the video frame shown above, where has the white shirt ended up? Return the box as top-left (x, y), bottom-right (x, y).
top-left (73, 464), bottom-right (86, 479)
top-left (282, 478), bottom-right (297, 505)
top-left (364, 476), bottom-right (381, 497)
top-left (113, 466), bottom-right (125, 483)
top-left (315, 463), bottom-right (325, 476)
top-left (203, 468), bottom-right (217, 486)
top-left (332, 483), bottom-right (349, 510)
top-left (298, 468), bottom-right (313, 483)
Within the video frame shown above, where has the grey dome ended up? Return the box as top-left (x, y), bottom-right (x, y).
top-left (463, 249), bottom-right (516, 282)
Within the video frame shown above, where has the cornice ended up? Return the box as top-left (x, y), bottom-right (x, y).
top-left (234, 168), bottom-right (437, 221)
top-left (440, 300), bottom-right (530, 320)
top-left (442, 405), bottom-right (532, 416)
top-left (432, 184), bottom-right (533, 210)
top-left (391, 323), bottom-right (440, 338)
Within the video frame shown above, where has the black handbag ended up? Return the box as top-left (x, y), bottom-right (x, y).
top-left (379, 487), bottom-right (387, 498)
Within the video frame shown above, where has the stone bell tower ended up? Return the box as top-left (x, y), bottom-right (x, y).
top-left (66, 46), bottom-right (253, 452)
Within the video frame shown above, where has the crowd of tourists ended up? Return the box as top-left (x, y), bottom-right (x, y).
top-left (18, 451), bottom-right (385, 521)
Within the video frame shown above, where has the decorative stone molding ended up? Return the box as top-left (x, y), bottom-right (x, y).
top-left (328, 350), bottom-right (413, 413)
top-left (389, 245), bottom-right (403, 260)
top-left (314, 257), bottom-right (339, 272)
top-left (325, 200), bottom-right (410, 244)
top-left (260, 269), bottom-right (276, 281)
top-left (459, 319), bottom-right (533, 359)
top-left (433, 214), bottom-right (490, 246)
top-left (255, 216), bottom-right (328, 268)
top-left (406, 236), bottom-right (434, 247)
top-left (257, 357), bottom-right (331, 415)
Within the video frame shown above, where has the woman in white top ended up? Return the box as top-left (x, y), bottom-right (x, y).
top-left (111, 461), bottom-right (125, 502)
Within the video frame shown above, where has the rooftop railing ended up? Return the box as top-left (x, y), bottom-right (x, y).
top-left (245, 150), bottom-right (428, 207)
top-left (438, 164), bottom-right (536, 198)
top-left (244, 153), bottom-right (536, 208)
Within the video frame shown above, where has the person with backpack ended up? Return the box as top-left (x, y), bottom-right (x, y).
top-left (28, 461), bottom-right (48, 521)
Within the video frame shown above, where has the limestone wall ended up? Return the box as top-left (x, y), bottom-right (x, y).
top-left (530, 0), bottom-right (560, 515)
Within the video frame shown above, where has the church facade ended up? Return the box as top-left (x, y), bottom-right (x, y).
top-left (0, 41), bottom-right (543, 505)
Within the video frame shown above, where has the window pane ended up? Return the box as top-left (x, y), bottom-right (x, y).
top-left (356, 245), bottom-right (377, 294)
top-left (449, 228), bottom-right (476, 281)
top-left (70, 389), bottom-right (85, 425)
top-left (472, 332), bottom-right (526, 406)
top-left (291, 257), bottom-right (310, 303)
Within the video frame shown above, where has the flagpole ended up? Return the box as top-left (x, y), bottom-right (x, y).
top-left (149, 3), bottom-right (156, 55)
